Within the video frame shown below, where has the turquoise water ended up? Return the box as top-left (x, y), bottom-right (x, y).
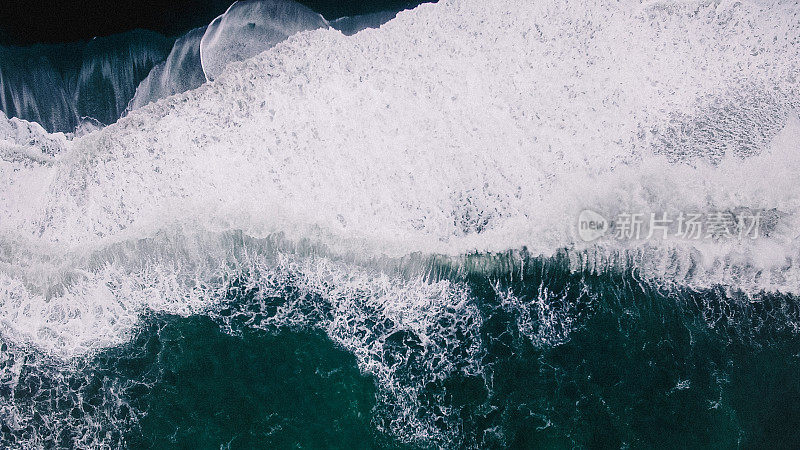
top-left (3, 254), bottom-right (799, 448)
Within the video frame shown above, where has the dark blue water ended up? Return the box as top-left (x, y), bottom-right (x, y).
top-left (3, 253), bottom-right (799, 448)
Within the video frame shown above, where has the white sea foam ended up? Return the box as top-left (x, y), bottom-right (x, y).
top-left (1, 1), bottom-right (800, 443)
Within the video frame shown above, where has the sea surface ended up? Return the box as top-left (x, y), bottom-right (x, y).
top-left (2, 0), bottom-right (800, 447)
top-left (4, 251), bottom-right (800, 447)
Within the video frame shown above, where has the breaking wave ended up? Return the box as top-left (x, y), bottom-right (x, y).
top-left (1, 0), bottom-right (800, 446)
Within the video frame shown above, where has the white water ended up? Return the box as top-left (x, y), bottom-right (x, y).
top-left (0, 0), bottom-right (798, 382)
top-left (199, 0), bottom-right (329, 81)
top-left (2, 0), bottom-right (800, 446)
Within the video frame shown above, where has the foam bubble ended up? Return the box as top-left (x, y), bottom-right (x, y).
top-left (199, 0), bottom-right (328, 81)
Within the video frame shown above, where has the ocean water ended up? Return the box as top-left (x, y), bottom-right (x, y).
top-left (4, 251), bottom-right (800, 447)
top-left (2, 0), bottom-right (800, 447)
top-left (0, 0), bottom-right (425, 133)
